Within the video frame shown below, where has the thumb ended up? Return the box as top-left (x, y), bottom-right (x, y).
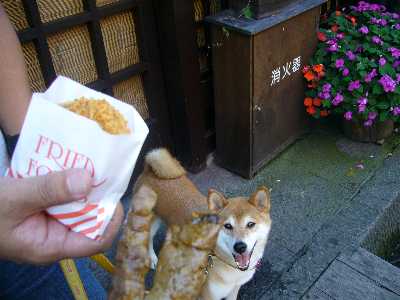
top-left (11, 169), bottom-right (92, 213)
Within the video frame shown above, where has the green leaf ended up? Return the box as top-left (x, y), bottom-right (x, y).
top-left (369, 61), bottom-right (378, 68)
top-left (242, 6), bottom-right (252, 19)
top-left (359, 70), bottom-right (367, 77)
top-left (377, 102), bottom-right (389, 109)
top-left (379, 111), bottom-right (389, 122)
top-left (322, 100), bottom-right (331, 108)
top-left (372, 84), bottom-right (384, 95)
top-left (222, 27), bottom-right (230, 38)
top-left (379, 64), bottom-right (396, 77)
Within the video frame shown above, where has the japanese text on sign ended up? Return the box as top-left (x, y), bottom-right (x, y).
top-left (271, 56), bottom-right (301, 86)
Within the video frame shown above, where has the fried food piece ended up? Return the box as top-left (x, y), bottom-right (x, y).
top-left (146, 213), bottom-right (220, 300)
top-left (63, 97), bottom-right (130, 135)
top-left (109, 185), bottom-right (156, 300)
top-left (110, 187), bottom-right (220, 300)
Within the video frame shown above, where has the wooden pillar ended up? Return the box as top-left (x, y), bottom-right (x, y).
top-left (154, 0), bottom-right (208, 172)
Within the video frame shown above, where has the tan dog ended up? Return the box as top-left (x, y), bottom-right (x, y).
top-left (133, 149), bottom-right (272, 300)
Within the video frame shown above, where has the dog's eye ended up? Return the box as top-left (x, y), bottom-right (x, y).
top-left (224, 223), bottom-right (233, 230)
top-left (247, 222), bottom-right (256, 228)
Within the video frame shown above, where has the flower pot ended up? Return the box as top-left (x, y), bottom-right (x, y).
top-left (342, 118), bottom-right (394, 143)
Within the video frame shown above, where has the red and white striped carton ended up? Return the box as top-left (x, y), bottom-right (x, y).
top-left (6, 76), bottom-right (148, 239)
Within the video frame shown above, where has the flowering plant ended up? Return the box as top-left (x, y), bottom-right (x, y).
top-left (303, 1), bottom-right (400, 127)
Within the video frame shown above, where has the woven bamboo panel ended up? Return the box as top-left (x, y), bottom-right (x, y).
top-left (37, 0), bottom-right (84, 23)
top-left (96, 0), bottom-right (120, 7)
top-left (47, 25), bottom-right (98, 85)
top-left (0, 0), bottom-right (29, 31)
top-left (113, 76), bottom-right (149, 119)
top-left (194, 0), bottom-right (205, 22)
top-left (100, 11), bottom-right (140, 74)
top-left (22, 43), bottom-right (46, 92)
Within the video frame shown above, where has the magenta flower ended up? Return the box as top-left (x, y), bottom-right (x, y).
top-left (394, 61), bottom-right (400, 69)
top-left (395, 24), bottom-right (400, 30)
top-left (359, 26), bottom-right (369, 34)
top-left (344, 111), bottom-right (353, 120)
top-left (318, 91), bottom-right (331, 100)
top-left (322, 83), bottom-right (332, 92)
top-left (332, 93), bottom-right (344, 106)
top-left (368, 112), bottom-right (378, 120)
top-left (348, 80), bottom-right (361, 91)
top-left (365, 69), bottom-right (377, 82)
top-left (357, 97), bottom-right (368, 113)
top-left (342, 68), bottom-right (350, 76)
top-left (336, 58), bottom-right (345, 69)
top-left (336, 33), bottom-right (344, 40)
top-left (364, 120), bottom-right (373, 127)
top-left (393, 107), bottom-right (400, 116)
top-left (352, 2), bottom-right (385, 12)
top-left (397, 74), bottom-right (400, 83)
top-left (358, 97), bottom-right (368, 106)
top-left (372, 36), bottom-right (383, 45)
top-left (346, 51), bottom-right (356, 61)
top-left (379, 75), bottom-right (397, 92)
top-left (379, 57), bottom-right (386, 66)
top-left (371, 17), bottom-right (387, 26)
top-left (389, 47), bottom-right (400, 59)
top-left (327, 43), bottom-right (338, 52)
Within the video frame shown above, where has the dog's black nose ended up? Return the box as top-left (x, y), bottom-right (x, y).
top-left (234, 241), bottom-right (247, 254)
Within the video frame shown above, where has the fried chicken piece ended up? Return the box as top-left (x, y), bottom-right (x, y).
top-left (63, 97), bottom-right (130, 135)
top-left (109, 185), bottom-right (156, 300)
top-left (146, 213), bottom-right (220, 300)
top-left (109, 187), bottom-right (220, 300)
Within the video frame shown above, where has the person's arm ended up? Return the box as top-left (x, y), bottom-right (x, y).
top-left (0, 4), bottom-right (31, 135)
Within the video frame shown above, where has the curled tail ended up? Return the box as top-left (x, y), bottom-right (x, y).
top-left (145, 148), bottom-right (186, 179)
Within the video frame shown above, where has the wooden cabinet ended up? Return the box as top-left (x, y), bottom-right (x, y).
top-left (207, 0), bottom-right (325, 178)
top-left (229, 0), bottom-right (300, 19)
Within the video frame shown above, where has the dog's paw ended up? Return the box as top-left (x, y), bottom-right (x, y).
top-left (150, 251), bottom-right (158, 270)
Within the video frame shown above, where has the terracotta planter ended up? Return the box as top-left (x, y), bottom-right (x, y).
top-left (342, 118), bottom-right (394, 143)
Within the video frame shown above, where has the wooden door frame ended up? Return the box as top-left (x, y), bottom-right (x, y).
top-left (154, 0), bottom-right (209, 172)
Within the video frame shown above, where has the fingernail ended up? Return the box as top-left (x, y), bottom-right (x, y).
top-left (66, 169), bottom-right (91, 199)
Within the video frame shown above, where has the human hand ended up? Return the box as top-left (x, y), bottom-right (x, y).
top-left (0, 168), bottom-right (123, 264)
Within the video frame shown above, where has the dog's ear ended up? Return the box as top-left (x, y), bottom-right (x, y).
top-left (207, 189), bottom-right (228, 212)
top-left (249, 187), bottom-right (271, 213)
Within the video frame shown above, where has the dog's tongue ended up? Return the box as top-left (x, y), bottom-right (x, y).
top-left (235, 253), bottom-right (251, 269)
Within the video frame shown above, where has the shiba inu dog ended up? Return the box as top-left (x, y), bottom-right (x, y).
top-left (132, 148), bottom-right (272, 300)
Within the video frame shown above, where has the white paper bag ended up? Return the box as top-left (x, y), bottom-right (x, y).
top-left (6, 76), bottom-right (148, 239)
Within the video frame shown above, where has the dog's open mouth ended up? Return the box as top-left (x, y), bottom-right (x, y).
top-left (232, 242), bottom-right (256, 271)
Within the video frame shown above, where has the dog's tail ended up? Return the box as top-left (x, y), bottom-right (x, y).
top-left (145, 148), bottom-right (186, 179)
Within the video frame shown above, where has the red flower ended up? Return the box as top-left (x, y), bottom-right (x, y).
top-left (304, 71), bottom-right (315, 81)
top-left (320, 110), bottom-right (329, 117)
top-left (346, 15), bottom-right (357, 26)
top-left (306, 106), bottom-right (316, 115)
top-left (313, 98), bottom-right (322, 107)
top-left (331, 24), bottom-right (339, 32)
top-left (335, 11), bottom-right (341, 16)
top-left (304, 97), bottom-right (313, 107)
top-left (317, 31), bottom-right (327, 42)
top-left (312, 64), bottom-right (324, 74)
